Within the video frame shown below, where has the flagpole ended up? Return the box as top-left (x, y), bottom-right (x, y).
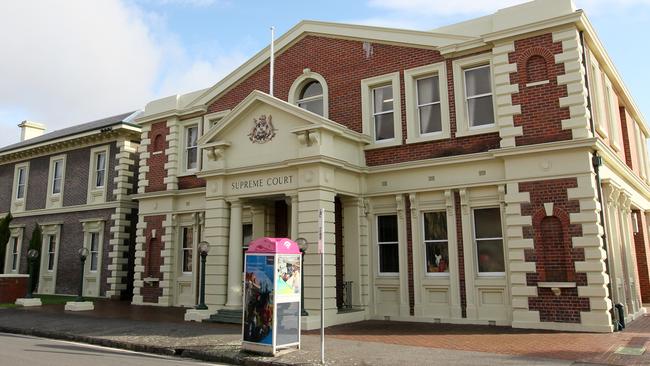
top-left (318, 208), bottom-right (325, 365)
top-left (269, 26), bottom-right (275, 97)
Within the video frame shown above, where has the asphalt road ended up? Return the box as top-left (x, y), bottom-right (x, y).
top-left (0, 333), bottom-right (231, 366)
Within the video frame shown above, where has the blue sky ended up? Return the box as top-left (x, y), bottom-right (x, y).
top-left (0, 0), bottom-right (648, 147)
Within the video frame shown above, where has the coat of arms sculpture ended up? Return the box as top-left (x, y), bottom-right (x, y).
top-left (248, 114), bottom-right (277, 144)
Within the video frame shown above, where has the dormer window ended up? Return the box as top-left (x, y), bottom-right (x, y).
top-left (297, 81), bottom-right (324, 116)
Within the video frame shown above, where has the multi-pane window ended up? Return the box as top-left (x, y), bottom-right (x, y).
top-left (377, 215), bottom-right (399, 274)
top-left (52, 159), bottom-right (63, 194)
top-left (89, 232), bottom-right (99, 272)
top-left (10, 237), bottom-right (19, 271)
top-left (416, 75), bottom-right (442, 135)
top-left (185, 126), bottom-right (198, 171)
top-left (464, 65), bottom-right (495, 127)
top-left (423, 212), bottom-right (448, 274)
top-left (16, 167), bottom-right (26, 199)
top-left (182, 227), bottom-right (193, 273)
top-left (372, 85), bottom-right (395, 141)
top-left (297, 81), bottom-right (324, 116)
top-left (46, 235), bottom-right (56, 271)
top-left (473, 208), bottom-right (505, 274)
top-left (94, 151), bottom-right (106, 188)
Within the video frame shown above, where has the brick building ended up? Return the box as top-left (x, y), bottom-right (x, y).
top-left (0, 112), bottom-right (140, 300)
top-left (131, 0), bottom-right (650, 332)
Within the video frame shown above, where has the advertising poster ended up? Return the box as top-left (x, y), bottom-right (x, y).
top-left (276, 254), bottom-right (301, 300)
top-left (243, 255), bottom-right (275, 345)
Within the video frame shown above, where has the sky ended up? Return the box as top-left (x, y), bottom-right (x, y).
top-left (0, 0), bottom-right (649, 147)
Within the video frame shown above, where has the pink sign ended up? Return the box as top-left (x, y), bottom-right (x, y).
top-left (247, 237), bottom-right (301, 254)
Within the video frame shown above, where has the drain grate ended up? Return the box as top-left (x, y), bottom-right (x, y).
top-left (614, 346), bottom-right (646, 356)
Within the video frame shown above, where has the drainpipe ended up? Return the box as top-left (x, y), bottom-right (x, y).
top-left (580, 30), bottom-right (617, 330)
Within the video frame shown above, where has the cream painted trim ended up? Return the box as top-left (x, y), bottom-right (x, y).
top-left (404, 62), bottom-right (450, 144)
top-left (586, 51), bottom-right (607, 138)
top-left (0, 124), bottom-right (140, 164)
top-left (288, 69), bottom-right (329, 119)
top-left (203, 110), bottom-right (230, 135)
top-left (597, 139), bottom-right (650, 199)
top-left (491, 41), bottom-right (522, 148)
top-left (11, 162), bottom-right (29, 213)
top-left (46, 154), bottom-right (66, 210)
top-left (603, 76), bottom-right (621, 151)
top-left (4, 228), bottom-right (24, 274)
top-left (87, 145), bottom-right (110, 205)
top-left (0, 201), bottom-right (135, 220)
top-left (82, 220), bottom-right (105, 297)
top-left (165, 117), bottom-right (180, 191)
top-left (452, 53), bottom-right (499, 138)
top-left (361, 72), bottom-right (403, 149)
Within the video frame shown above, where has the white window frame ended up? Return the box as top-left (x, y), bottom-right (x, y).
top-left (178, 117), bottom-right (202, 176)
top-left (421, 211), bottom-right (450, 277)
top-left (405, 62), bottom-right (450, 143)
top-left (11, 162), bottom-right (29, 212)
top-left (603, 76), bottom-right (621, 151)
top-left (471, 207), bottom-right (505, 277)
top-left (185, 125), bottom-right (199, 172)
top-left (81, 219), bottom-right (105, 297)
top-left (4, 227), bottom-right (23, 274)
top-left (635, 122), bottom-right (647, 180)
top-left (87, 145), bottom-right (110, 205)
top-left (288, 70), bottom-right (329, 119)
top-left (38, 223), bottom-right (61, 294)
top-left (376, 214), bottom-right (400, 276)
top-left (89, 232), bottom-right (100, 272)
top-left (453, 53), bottom-right (498, 137)
top-left (181, 226), bottom-right (195, 275)
top-left (46, 155), bottom-right (66, 209)
top-left (587, 52), bottom-right (608, 138)
top-left (361, 72), bottom-right (403, 149)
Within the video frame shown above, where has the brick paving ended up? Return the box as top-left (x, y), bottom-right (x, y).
top-left (1, 300), bottom-right (649, 365)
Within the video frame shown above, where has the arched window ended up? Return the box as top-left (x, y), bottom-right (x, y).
top-left (297, 80), bottom-right (324, 116)
top-left (288, 70), bottom-right (329, 118)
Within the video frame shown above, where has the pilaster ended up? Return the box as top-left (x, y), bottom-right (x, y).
top-left (492, 41), bottom-right (523, 148)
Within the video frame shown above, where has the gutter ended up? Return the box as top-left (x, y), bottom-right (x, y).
top-left (581, 30), bottom-right (617, 330)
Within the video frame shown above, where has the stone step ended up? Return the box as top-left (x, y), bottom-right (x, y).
top-left (204, 308), bottom-right (242, 324)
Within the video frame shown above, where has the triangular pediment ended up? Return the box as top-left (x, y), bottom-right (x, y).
top-left (198, 90), bottom-right (370, 172)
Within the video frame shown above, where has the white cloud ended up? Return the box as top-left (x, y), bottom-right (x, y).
top-left (0, 0), bottom-right (245, 148)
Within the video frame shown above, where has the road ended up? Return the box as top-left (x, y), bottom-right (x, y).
top-left (0, 333), bottom-right (231, 366)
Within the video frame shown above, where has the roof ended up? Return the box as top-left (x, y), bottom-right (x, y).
top-left (0, 111), bottom-right (139, 154)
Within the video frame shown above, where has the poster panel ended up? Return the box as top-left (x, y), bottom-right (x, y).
top-left (276, 302), bottom-right (300, 345)
top-left (275, 254), bottom-right (301, 303)
top-left (243, 254), bottom-right (275, 345)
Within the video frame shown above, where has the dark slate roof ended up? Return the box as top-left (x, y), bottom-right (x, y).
top-left (0, 111), bottom-right (138, 154)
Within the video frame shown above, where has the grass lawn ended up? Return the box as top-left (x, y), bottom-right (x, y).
top-left (35, 294), bottom-right (81, 305)
top-left (0, 303), bottom-right (18, 309)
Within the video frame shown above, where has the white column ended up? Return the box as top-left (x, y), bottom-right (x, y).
top-left (225, 199), bottom-right (243, 308)
top-left (290, 194), bottom-right (298, 240)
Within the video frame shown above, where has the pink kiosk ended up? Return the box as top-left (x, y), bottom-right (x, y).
top-left (242, 237), bottom-right (301, 355)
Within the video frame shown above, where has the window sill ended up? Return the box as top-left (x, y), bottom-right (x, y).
top-left (455, 125), bottom-right (498, 138)
top-left (363, 139), bottom-right (402, 151)
top-left (537, 282), bottom-right (576, 288)
top-left (406, 132), bottom-right (450, 145)
top-left (424, 272), bottom-right (450, 278)
top-left (178, 170), bottom-right (199, 178)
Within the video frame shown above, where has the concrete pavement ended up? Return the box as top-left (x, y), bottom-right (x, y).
top-left (0, 333), bottom-right (228, 366)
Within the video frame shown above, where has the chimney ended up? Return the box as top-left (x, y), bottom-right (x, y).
top-left (18, 121), bottom-right (46, 141)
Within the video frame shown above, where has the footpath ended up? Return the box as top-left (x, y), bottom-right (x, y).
top-left (0, 300), bottom-right (648, 366)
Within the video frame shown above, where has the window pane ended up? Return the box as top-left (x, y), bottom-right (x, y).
top-left (379, 243), bottom-right (399, 273)
top-left (425, 241), bottom-right (449, 273)
top-left (474, 208), bottom-right (502, 238)
top-left (17, 184), bottom-right (25, 199)
top-left (90, 252), bottom-right (98, 271)
top-left (187, 147), bottom-right (198, 170)
top-left (468, 95), bottom-right (495, 127)
top-left (48, 237), bottom-right (56, 271)
top-left (54, 161), bottom-right (62, 179)
top-left (423, 212), bottom-right (447, 240)
top-left (18, 168), bottom-right (25, 185)
top-left (187, 126), bottom-right (198, 148)
top-left (374, 113), bottom-right (395, 141)
top-left (298, 98), bottom-right (324, 116)
top-left (96, 170), bottom-right (105, 188)
top-left (300, 81), bottom-right (322, 99)
top-left (417, 76), bottom-right (440, 105)
top-left (378, 215), bottom-right (398, 242)
top-left (373, 85), bottom-right (393, 113)
top-left (465, 66), bottom-right (492, 97)
top-left (97, 153), bottom-right (106, 171)
top-left (52, 179), bottom-right (61, 194)
top-left (11, 238), bottom-right (18, 271)
top-left (243, 224), bottom-right (253, 246)
top-left (91, 233), bottom-right (99, 252)
top-left (183, 228), bottom-right (193, 249)
top-left (419, 104), bottom-right (442, 134)
top-left (477, 239), bottom-right (505, 273)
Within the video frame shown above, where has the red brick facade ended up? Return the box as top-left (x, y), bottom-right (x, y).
top-left (142, 215), bottom-right (164, 303)
top-left (520, 178), bottom-right (590, 322)
top-left (146, 121), bottom-right (169, 193)
top-left (510, 34), bottom-right (572, 146)
top-left (178, 175), bottom-right (206, 190)
top-left (0, 276), bottom-right (27, 303)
